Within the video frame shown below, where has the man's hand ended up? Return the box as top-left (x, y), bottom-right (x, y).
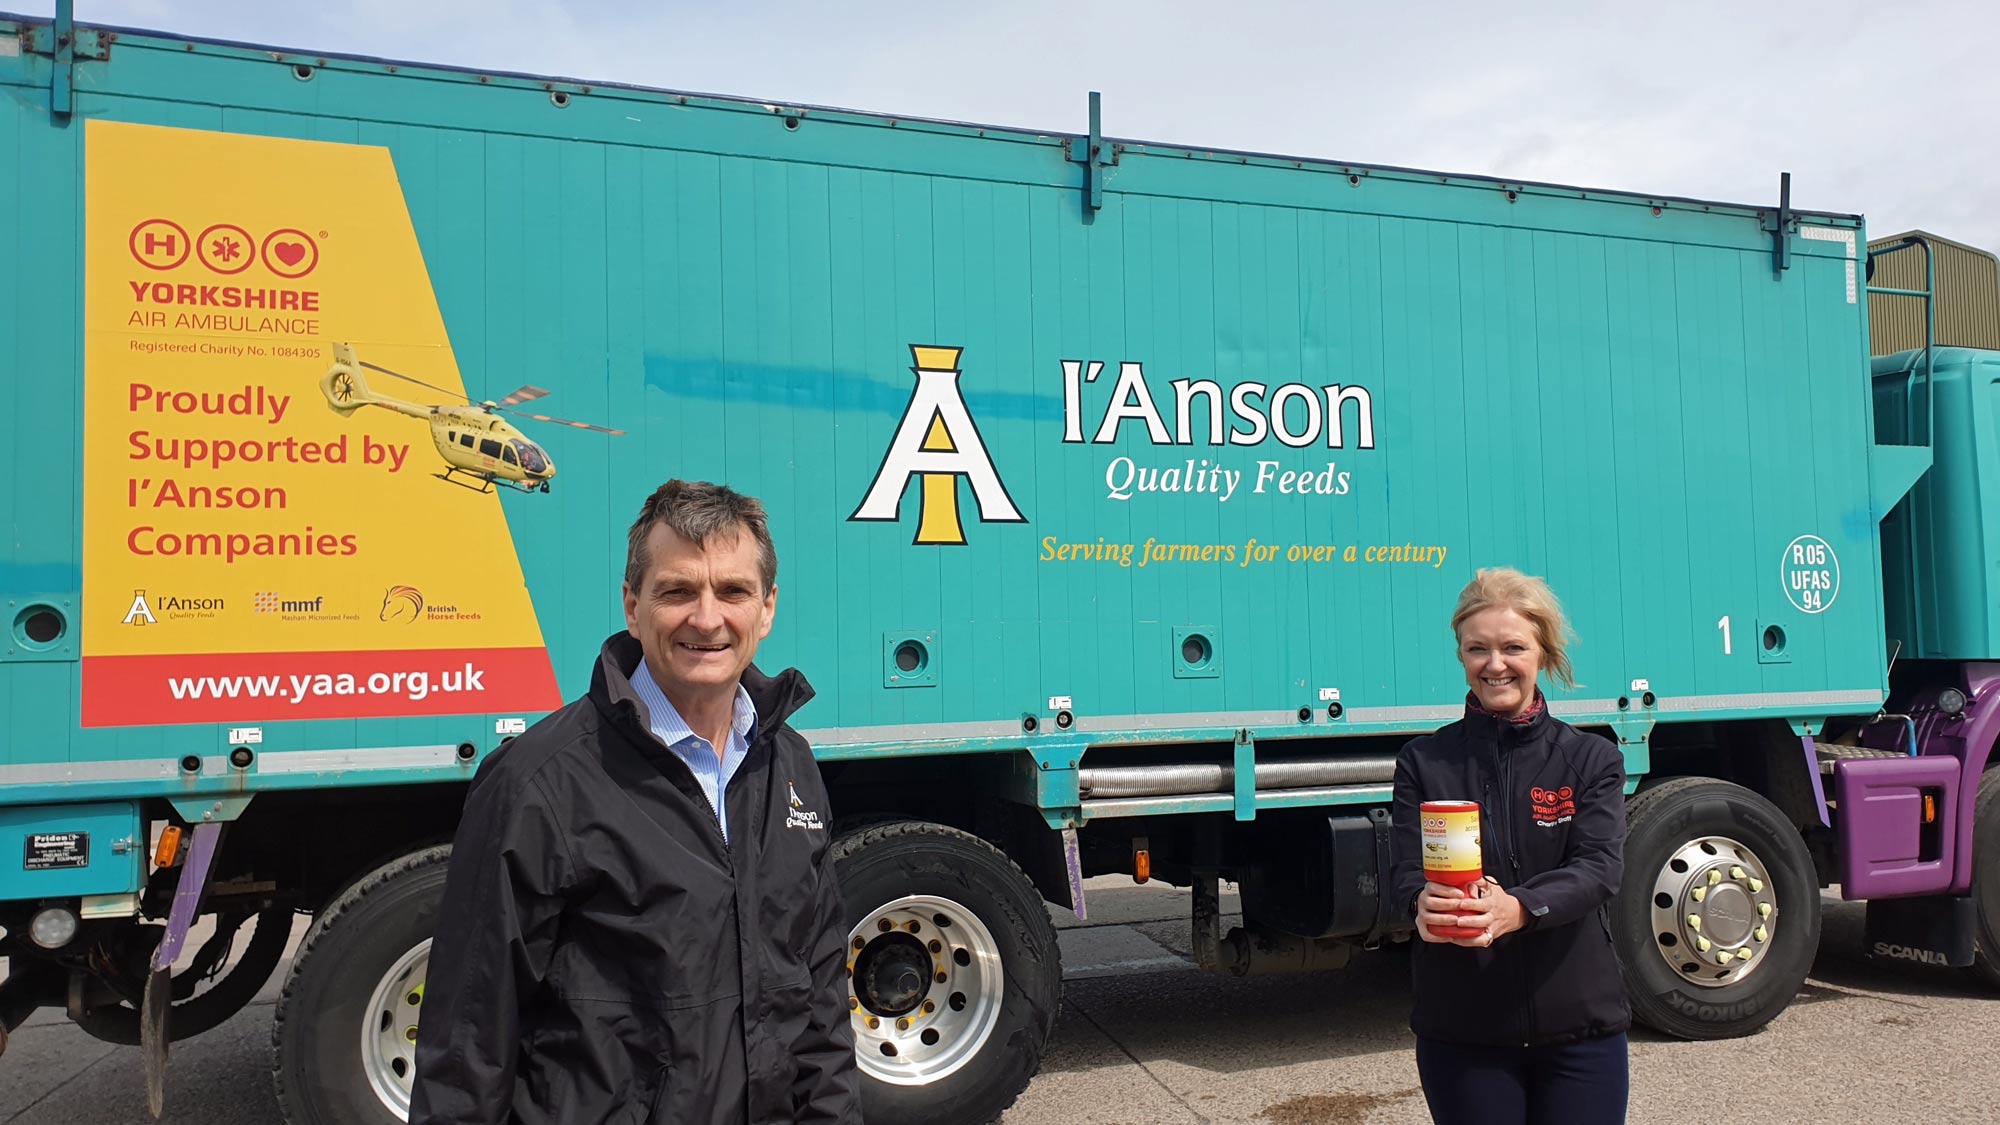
top-left (1442, 878), bottom-right (1527, 947)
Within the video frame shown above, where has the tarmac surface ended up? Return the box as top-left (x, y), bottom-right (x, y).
top-left (0, 878), bottom-right (1990, 1123)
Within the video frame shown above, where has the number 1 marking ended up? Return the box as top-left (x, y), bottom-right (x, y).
top-left (1718, 615), bottom-right (1732, 655)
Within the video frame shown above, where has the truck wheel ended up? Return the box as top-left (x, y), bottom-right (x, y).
top-left (1611, 777), bottom-right (1820, 1039)
top-left (1967, 768), bottom-right (2000, 987)
top-left (272, 846), bottom-right (448, 1124)
top-left (833, 820), bottom-right (1061, 1125)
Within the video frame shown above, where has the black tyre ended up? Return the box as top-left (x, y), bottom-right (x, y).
top-left (272, 846), bottom-right (449, 1124)
top-left (833, 820), bottom-right (1061, 1125)
top-left (1967, 768), bottom-right (2000, 987)
top-left (1611, 777), bottom-right (1820, 1039)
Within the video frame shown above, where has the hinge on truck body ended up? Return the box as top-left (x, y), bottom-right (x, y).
top-left (1761, 170), bottom-right (1793, 276)
top-left (1066, 91), bottom-right (1116, 214)
top-left (24, 0), bottom-right (111, 121)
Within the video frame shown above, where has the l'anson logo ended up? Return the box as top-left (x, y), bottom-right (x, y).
top-left (849, 346), bottom-right (1025, 546)
top-left (850, 344), bottom-right (1385, 536)
top-left (784, 779), bottom-right (825, 831)
top-left (1071, 359), bottom-right (1374, 503)
top-left (121, 589), bottom-right (224, 624)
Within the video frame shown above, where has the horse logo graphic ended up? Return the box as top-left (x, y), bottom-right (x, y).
top-left (379, 585), bottom-right (425, 624)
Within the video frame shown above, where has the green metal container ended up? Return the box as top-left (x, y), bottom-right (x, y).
top-left (0, 12), bottom-right (1921, 803)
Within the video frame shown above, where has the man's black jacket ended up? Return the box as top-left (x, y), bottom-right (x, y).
top-left (1389, 695), bottom-right (1632, 1047)
top-left (409, 632), bottom-right (860, 1124)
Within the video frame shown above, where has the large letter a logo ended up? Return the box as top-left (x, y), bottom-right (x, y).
top-left (850, 346), bottom-right (1025, 545)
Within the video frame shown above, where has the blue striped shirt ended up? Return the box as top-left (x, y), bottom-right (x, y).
top-left (628, 658), bottom-right (757, 843)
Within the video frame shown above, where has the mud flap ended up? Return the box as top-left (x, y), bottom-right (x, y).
top-left (142, 821), bottom-right (223, 1118)
top-left (1864, 894), bottom-right (1977, 969)
top-left (1364, 807), bottom-right (1398, 947)
top-left (141, 968), bottom-right (168, 1117)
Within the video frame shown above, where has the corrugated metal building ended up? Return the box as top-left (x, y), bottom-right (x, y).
top-left (1867, 230), bottom-right (2000, 354)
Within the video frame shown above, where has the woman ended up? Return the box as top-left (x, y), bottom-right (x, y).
top-left (1389, 566), bottom-right (1631, 1124)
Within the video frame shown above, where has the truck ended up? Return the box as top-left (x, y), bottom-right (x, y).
top-left (2, 4), bottom-right (1997, 1122)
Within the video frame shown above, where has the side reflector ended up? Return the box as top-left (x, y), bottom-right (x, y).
top-left (154, 825), bottom-right (183, 868)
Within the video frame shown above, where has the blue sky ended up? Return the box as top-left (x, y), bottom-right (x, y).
top-left (19, 1), bottom-right (1998, 249)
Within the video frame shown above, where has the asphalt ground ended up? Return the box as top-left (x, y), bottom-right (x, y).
top-left (0, 879), bottom-right (1990, 1124)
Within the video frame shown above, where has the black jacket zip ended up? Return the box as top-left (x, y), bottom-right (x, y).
top-left (1497, 721), bottom-right (1537, 1046)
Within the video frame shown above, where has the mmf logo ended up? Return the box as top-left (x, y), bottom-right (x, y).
top-left (255, 592), bottom-right (327, 614)
top-left (849, 346), bottom-right (1025, 545)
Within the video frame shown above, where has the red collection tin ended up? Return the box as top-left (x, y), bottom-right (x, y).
top-left (1420, 800), bottom-right (1487, 938)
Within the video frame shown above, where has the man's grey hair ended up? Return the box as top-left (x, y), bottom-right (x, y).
top-left (624, 480), bottom-right (778, 594)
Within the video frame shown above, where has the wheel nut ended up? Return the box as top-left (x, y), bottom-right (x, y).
top-left (1753, 926), bottom-right (1769, 943)
top-left (1736, 948), bottom-right (1754, 961)
top-left (935, 971), bottom-right (948, 983)
top-left (877, 919), bottom-right (893, 932)
top-left (906, 920), bottom-right (922, 934)
top-left (867, 1017), bottom-right (880, 1029)
top-left (1687, 915), bottom-right (1703, 932)
top-left (849, 996), bottom-right (860, 1011)
top-left (405, 1026), bottom-right (418, 1042)
top-left (897, 1018), bottom-right (911, 1031)
top-left (929, 940), bottom-right (943, 954)
top-left (853, 937), bottom-right (866, 951)
top-left (1758, 902), bottom-right (1773, 918)
top-left (923, 1000), bottom-right (936, 1014)
top-left (1692, 887), bottom-right (1707, 903)
top-left (1715, 951), bottom-right (1733, 966)
top-left (1697, 936), bottom-right (1712, 952)
top-left (1730, 866), bottom-right (1746, 880)
top-left (1708, 870), bottom-right (1722, 886)
top-left (1748, 877), bottom-right (1764, 893)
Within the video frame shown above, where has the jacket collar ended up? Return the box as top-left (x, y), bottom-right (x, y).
top-left (590, 630), bottom-right (816, 737)
top-left (1463, 688), bottom-right (1552, 742)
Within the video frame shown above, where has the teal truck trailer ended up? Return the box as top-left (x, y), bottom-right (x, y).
top-left (3, 5), bottom-right (1998, 1122)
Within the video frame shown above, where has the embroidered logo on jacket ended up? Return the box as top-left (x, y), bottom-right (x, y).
top-left (1530, 785), bottom-right (1575, 826)
top-left (785, 780), bottom-right (824, 831)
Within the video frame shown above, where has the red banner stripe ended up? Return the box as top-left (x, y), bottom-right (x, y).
top-left (81, 647), bottom-right (564, 727)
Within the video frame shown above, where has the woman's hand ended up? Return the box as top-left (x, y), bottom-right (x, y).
top-left (1443, 878), bottom-right (1527, 947)
top-left (1415, 881), bottom-right (1474, 943)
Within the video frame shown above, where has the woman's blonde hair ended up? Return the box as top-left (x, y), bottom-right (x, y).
top-left (1450, 567), bottom-right (1577, 690)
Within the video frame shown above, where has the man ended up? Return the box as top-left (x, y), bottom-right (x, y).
top-left (410, 480), bottom-right (860, 1125)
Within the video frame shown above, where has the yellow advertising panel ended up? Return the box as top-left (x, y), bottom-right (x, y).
top-left (82, 120), bottom-right (566, 726)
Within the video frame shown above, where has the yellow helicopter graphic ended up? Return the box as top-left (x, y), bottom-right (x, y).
top-left (318, 342), bottom-right (623, 494)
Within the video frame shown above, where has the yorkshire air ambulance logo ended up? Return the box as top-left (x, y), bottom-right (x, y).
top-left (849, 346), bottom-right (1024, 545)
